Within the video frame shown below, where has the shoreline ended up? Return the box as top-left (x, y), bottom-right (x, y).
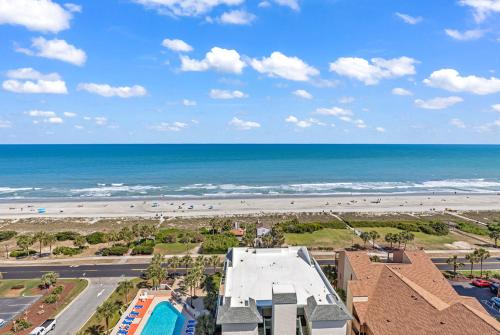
top-left (1, 193), bottom-right (500, 218)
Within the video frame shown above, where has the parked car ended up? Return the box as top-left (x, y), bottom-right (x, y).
top-left (490, 297), bottom-right (500, 308)
top-left (471, 279), bottom-right (491, 287)
top-left (490, 282), bottom-right (499, 294)
top-left (29, 319), bottom-right (56, 335)
top-left (0, 319), bottom-right (6, 328)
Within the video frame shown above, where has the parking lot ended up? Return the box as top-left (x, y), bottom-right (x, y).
top-left (451, 281), bottom-right (500, 318)
top-left (0, 296), bottom-right (40, 323)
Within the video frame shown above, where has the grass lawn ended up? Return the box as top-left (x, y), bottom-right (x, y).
top-left (0, 279), bottom-right (40, 297)
top-left (154, 242), bottom-right (197, 255)
top-left (79, 278), bottom-right (143, 335)
top-left (286, 229), bottom-right (360, 249)
top-left (457, 269), bottom-right (500, 278)
top-left (358, 227), bottom-right (481, 250)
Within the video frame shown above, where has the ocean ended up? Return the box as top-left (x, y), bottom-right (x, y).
top-left (1, 144), bottom-right (500, 200)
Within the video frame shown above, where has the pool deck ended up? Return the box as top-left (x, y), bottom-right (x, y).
top-left (111, 289), bottom-right (197, 335)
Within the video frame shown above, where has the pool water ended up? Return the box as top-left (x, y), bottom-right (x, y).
top-left (141, 301), bottom-right (185, 335)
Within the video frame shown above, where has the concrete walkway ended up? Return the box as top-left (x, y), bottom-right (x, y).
top-left (55, 277), bottom-right (122, 335)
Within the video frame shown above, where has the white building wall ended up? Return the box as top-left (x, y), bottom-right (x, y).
top-left (272, 303), bottom-right (297, 335)
top-left (221, 323), bottom-right (258, 335)
top-left (308, 320), bottom-right (347, 335)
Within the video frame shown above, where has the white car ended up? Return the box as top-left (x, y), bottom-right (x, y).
top-left (29, 319), bottom-right (56, 335)
top-left (0, 319), bottom-right (6, 328)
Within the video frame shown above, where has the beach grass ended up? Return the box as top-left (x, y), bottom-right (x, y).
top-left (285, 228), bottom-right (361, 249)
top-left (154, 242), bottom-right (197, 255)
top-left (358, 227), bottom-right (481, 250)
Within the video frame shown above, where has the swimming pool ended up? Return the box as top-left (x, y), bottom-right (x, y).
top-left (141, 301), bottom-right (185, 335)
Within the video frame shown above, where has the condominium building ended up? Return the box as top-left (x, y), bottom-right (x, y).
top-left (337, 250), bottom-right (500, 335)
top-left (217, 247), bottom-right (351, 335)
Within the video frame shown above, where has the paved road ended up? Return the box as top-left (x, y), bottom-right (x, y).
top-left (0, 296), bottom-right (40, 322)
top-left (55, 278), bottom-right (121, 335)
top-left (0, 258), bottom-right (498, 279)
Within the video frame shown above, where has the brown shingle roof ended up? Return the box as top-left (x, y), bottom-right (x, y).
top-left (344, 251), bottom-right (500, 335)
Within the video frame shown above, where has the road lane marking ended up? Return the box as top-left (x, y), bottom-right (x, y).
top-left (97, 289), bottom-right (105, 297)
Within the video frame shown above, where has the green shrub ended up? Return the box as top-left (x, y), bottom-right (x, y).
top-left (156, 228), bottom-right (204, 244)
top-left (53, 285), bottom-right (64, 295)
top-left (278, 219), bottom-right (346, 234)
top-left (201, 234), bottom-right (239, 254)
top-left (457, 222), bottom-right (489, 236)
top-left (86, 232), bottom-right (107, 245)
top-left (53, 246), bottom-right (82, 256)
top-left (55, 231), bottom-right (80, 241)
top-left (0, 231), bottom-right (17, 242)
top-left (349, 220), bottom-right (448, 236)
top-left (44, 293), bottom-right (58, 304)
top-left (131, 245), bottom-right (154, 255)
top-left (9, 249), bottom-right (36, 258)
top-left (101, 244), bottom-right (129, 256)
top-left (12, 319), bottom-right (31, 331)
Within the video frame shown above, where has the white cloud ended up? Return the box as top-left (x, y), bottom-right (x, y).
top-left (414, 96), bottom-right (463, 109)
top-left (74, 125), bottom-right (84, 130)
top-left (133, 0), bottom-right (244, 17)
top-left (285, 115), bottom-right (324, 128)
top-left (492, 104), bottom-right (500, 112)
top-left (183, 99), bottom-right (197, 106)
top-left (477, 120), bottom-right (500, 132)
top-left (64, 3), bottom-right (82, 13)
top-left (315, 106), bottom-right (353, 117)
top-left (395, 12), bottom-right (422, 24)
top-left (46, 116), bottom-right (63, 124)
top-left (0, 120), bottom-right (12, 128)
top-left (339, 96), bottom-right (354, 104)
top-left (77, 83), bottom-right (147, 98)
top-left (459, 0), bottom-right (500, 23)
top-left (94, 117), bottom-right (107, 126)
top-left (209, 89), bottom-right (248, 99)
top-left (17, 37), bottom-right (87, 66)
top-left (251, 51), bottom-right (319, 81)
top-left (181, 47), bottom-right (246, 74)
top-left (161, 38), bottom-right (193, 52)
top-left (3, 67), bottom-right (67, 94)
top-left (63, 112), bottom-right (77, 117)
top-left (392, 87), bottom-right (413, 96)
top-left (26, 110), bottom-right (56, 117)
top-left (423, 68), bottom-right (500, 95)
top-left (329, 56), bottom-right (417, 85)
top-left (0, 0), bottom-right (75, 33)
top-left (445, 29), bottom-right (484, 41)
top-left (450, 118), bottom-right (466, 128)
top-left (152, 121), bottom-right (188, 132)
top-left (293, 89), bottom-right (313, 99)
top-left (219, 10), bottom-right (256, 25)
top-left (375, 127), bottom-right (386, 133)
top-left (274, 0), bottom-right (299, 11)
top-left (229, 117), bottom-right (260, 130)
top-left (354, 119), bottom-right (367, 128)
top-left (258, 1), bottom-right (271, 8)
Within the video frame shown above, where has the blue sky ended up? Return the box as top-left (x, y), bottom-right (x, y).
top-left (0, 0), bottom-right (499, 144)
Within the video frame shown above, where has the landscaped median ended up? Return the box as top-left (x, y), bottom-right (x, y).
top-left (0, 277), bottom-right (88, 335)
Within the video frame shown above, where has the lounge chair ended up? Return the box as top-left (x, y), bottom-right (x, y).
top-left (134, 305), bottom-right (144, 309)
top-left (118, 330), bottom-right (128, 335)
top-left (123, 320), bottom-right (132, 325)
top-left (130, 311), bottom-right (139, 315)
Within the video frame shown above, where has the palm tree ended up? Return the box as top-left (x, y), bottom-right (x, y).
top-left (34, 231), bottom-right (49, 256)
top-left (489, 229), bottom-right (500, 248)
top-left (40, 272), bottom-right (58, 290)
top-left (168, 256), bottom-right (180, 277)
top-left (369, 231), bottom-right (380, 249)
top-left (359, 232), bottom-right (371, 249)
top-left (209, 255), bottom-right (220, 274)
top-left (182, 254), bottom-right (193, 274)
top-left (146, 253), bottom-right (167, 290)
top-left (446, 255), bottom-right (465, 278)
top-left (475, 248), bottom-right (491, 277)
top-left (73, 235), bottom-right (87, 249)
top-left (399, 231), bottom-right (414, 250)
top-left (465, 251), bottom-right (479, 277)
top-left (16, 234), bottom-right (34, 255)
top-left (96, 300), bottom-right (119, 334)
top-left (118, 280), bottom-right (134, 306)
top-left (384, 233), bottom-right (397, 249)
top-left (195, 314), bottom-right (215, 335)
top-left (45, 234), bottom-right (56, 256)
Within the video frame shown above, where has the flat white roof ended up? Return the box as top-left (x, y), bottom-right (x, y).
top-left (224, 247), bottom-right (334, 307)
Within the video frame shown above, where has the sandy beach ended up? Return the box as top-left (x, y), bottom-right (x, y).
top-left (1, 194), bottom-right (500, 218)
